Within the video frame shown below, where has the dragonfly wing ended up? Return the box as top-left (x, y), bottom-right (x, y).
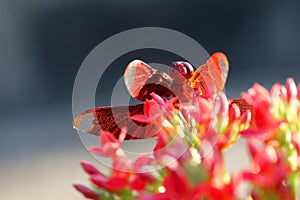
top-left (191, 52), bottom-right (229, 97)
top-left (73, 104), bottom-right (158, 140)
top-left (124, 60), bottom-right (175, 101)
top-left (169, 77), bottom-right (194, 104)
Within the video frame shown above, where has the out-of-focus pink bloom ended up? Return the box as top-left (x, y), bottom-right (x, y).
top-left (241, 83), bottom-right (282, 140)
top-left (238, 79), bottom-right (300, 198)
top-left (153, 133), bottom-right (191, 168)
top-left (89, 129), bottom-right (126, 157)
top-left (130, 176), bottom-right (147, 191)
top-left (243, 83), bottom-right (272, 106)
top-left (241, 78), bottom-right (300, 137)
top-left (130, 172), bottom-right (156, 191)
top-left (161, 169), bottom-right (190, 200)
top-left (192, 183), bottom-right (238, 200)
top-left (242, 141), bottom-right (291, 191)
top-left (133, 154), bottom-right (154, 172)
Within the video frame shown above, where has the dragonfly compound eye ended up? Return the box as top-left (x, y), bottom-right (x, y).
top-left (170, 61), bottom-right (194, 78)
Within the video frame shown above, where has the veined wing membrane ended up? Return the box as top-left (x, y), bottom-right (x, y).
top-left (190, 52), bottom-right (229, 97)
top-left (73, 104), bottom-right (158, 140)
top-left (124, 60), bottom-right (175, 101)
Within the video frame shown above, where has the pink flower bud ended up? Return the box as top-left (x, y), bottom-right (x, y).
top-left (270, 83), bottom-right (282, 98)
top-left (214, 93), bottom-right (228, 119)
top-left (228, 103), bottom-right (240, 123)
top-left (286, 78), bottom-right (297, 102)
top-left (73, 184), bottom-right (98, 200)
top-left (240, 110), bottom-right (251, 125)
top-left (80, 161), bottom-right (101, 175)
top-left (150, 92), bottom-right (165, 106)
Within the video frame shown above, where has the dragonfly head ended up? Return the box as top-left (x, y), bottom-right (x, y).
top-left (169, 61), bottom-right (194, 79)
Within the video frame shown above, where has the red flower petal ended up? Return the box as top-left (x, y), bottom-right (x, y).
top-left (118, 127), bottom-right (127, 143)
top-left (131, 114), bottom-right (151, 123)
top-left (138, 173), bottom-right (156, 184)
top-left (253, 101), bottom-right (273, 129)
top-left (193, 98), bottom-right (212, 126)
top-left (133, 154), bottom-right (153, 171)
top-left (88, 146), bottom-right (106, 156)
top-left (89, 131), bottom-right (122, 157)
top-left (191, 184), bottom-right (210, 200)
top-left (90, 174), bottom-right (107, 188)
top-left (112, 156), bottom-right (131, 173)
top-left (153, 133), bottom-right (168, 157)
top-left (130, 176), bottom-right (146, 191)
top-left (240, 129), bottom-right (274, 140)
top-left (100, 131), bottom-right (117, 146)
top-left (242, 143), bottom-right (291, 188)
top-left (252, 83), bottom-right (272, 104)
top-left (91, 174), bottom-right (128, 192)
top-left (247, 140), bottom-right (259, 159)
top-left (242, 83), bottom-right (272, 108)
top-left (105, 176), bottom-right (128, 191)
top-left (163, 170), bottom-right (189, 199)
top-left (144, 99), bottom-right (162, 120)
top-left (89, 144), bottom-right (119, 157)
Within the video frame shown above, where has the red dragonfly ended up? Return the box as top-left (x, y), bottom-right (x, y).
top-left (73, 52), bottom-right (252, 140)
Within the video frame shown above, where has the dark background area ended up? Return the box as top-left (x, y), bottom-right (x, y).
top-left (0, 1), bottom-right (300, 198)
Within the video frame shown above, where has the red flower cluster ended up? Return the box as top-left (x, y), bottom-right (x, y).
top-left (241, 141), bottom-right (294, 199)
top-left (74, 78), bottom-right (300, 200)
top-left (239, 78), bottom-right (300, 199)
top-left (74, 130), bottom-right (157, 199)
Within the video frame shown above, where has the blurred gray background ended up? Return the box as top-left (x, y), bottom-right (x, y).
top-left (1, 0), bottom-right (300, 199)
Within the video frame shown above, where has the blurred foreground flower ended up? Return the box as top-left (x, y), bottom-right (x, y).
top-left (240, 78), bottom-right (300, 199)
top-left (74, 78), bottom-right (300, 199)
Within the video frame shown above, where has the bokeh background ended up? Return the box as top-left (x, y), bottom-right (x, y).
top-left (1, 0), bottom-right (300, 199)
